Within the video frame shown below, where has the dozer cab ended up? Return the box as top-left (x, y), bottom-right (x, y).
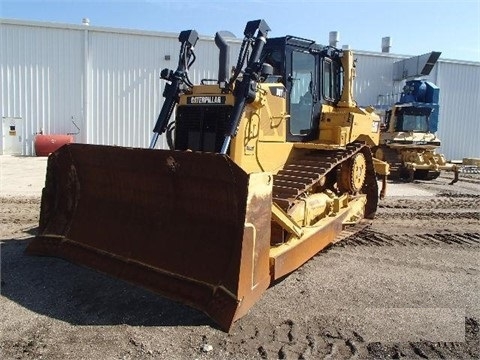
top-left (374, 79), bottom-right (458, 184)
top-left (27, 19), bottom-right (388, 331)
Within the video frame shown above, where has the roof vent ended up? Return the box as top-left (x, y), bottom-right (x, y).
top-left (329, 31), bottom-right (339, 47)
top-left (381, 36), bottom-right (391, 53)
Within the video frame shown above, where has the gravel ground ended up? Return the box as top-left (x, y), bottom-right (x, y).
top-left (0, 156), bottom-right (479, 359)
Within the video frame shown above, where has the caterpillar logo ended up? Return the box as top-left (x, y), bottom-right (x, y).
top-left (187, 96), bottom-right (226, 104)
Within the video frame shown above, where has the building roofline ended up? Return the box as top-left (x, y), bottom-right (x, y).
top-left (2, 18), bottom-right (478, 65)
top-left (1, 17), bottom-right (246, 44)
top-left (1, 17), bottom-right (182, 40)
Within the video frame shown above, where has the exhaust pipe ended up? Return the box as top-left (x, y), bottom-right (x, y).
top-left (215, 31), bottom-right (230, 86)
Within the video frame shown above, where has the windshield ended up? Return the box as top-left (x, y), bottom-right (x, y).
top-left (395, 107), bottom-right (431, 132)
top-left (398, 114), bottom-right (429, 132)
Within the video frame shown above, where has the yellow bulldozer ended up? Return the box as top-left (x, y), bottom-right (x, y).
top-left (27, 20), bottom-right (388, 331)
top-left (374, 79), bottom-right (458, 184)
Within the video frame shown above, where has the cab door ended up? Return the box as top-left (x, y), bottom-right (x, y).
top-left (287, 50), bottom-right (318, 142)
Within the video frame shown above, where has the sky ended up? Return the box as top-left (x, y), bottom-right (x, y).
top-left (1, 0), bottom-right (479, 62)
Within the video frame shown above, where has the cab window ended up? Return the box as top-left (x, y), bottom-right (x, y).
top-left (323, 58), bottom-right (335, 101)
top-left (290, 51), bottom-right (315, 135)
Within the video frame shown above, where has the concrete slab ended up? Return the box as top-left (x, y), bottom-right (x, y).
top-left (0, 155), bottom-right (48, 197)
top-left (381, 180), bottom-right (437, 197)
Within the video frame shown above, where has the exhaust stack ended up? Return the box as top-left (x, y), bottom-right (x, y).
top-left (215, 32), bottom-right (231, 86)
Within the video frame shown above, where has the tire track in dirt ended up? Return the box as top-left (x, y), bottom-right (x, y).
top-left (366, 317), bottom-right (479, 360)
top-left (375, 192), bottom-right (479, 236)
top-left (380, 196), bottom-right (480, 210)
top-left (221, 317), bottom-right (479, 359)
top-left (367, 317), bottom-right (480, 359)
top-left (338, 229), bottom-right (480, 248)
top-left (226, 319), bottom-right (367, 359)
top-left (376, 210), bottom-right (479, 221)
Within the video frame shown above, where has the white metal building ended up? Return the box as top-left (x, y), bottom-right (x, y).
top-left (1, 19), bottom-right (479, 159)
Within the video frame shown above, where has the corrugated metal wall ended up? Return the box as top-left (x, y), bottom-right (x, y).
top-left (86, 32), bottom-right (239, 149)
top-left (1, 19), bottom-right (479, 159)
top-left (354, 52), bottom-right (405, 108)
top-left (86, 31), bottom-right (176, 149)
top-left (1, 20), bottom-right (240, 154)
top-left (434, 61), bottom-right (480, 159)
top-left (1, 21), bottom-right (83, 154)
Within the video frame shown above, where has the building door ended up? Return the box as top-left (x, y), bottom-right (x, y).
top-left (2, 117), bottom-right (24, 155)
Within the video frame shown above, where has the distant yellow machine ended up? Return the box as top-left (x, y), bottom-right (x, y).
top-left (28, 20), bottom-right (388, 331)
top-left (374, 79), bottom-right (458, 184)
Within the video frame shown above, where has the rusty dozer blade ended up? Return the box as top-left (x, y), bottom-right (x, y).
top-left (26, 143), bottom-right (273, 331)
